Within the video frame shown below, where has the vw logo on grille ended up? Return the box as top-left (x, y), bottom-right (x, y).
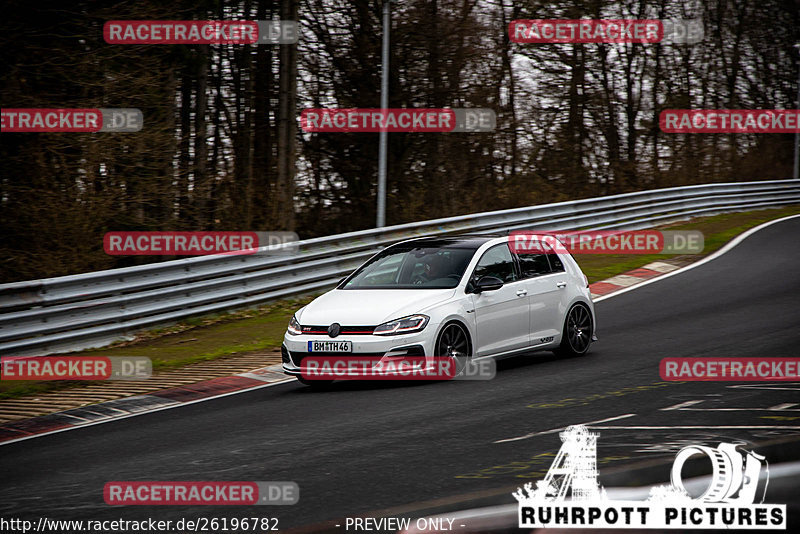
top-left (328, 323), bottom-right (341, 338)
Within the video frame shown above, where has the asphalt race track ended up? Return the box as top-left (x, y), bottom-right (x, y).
top-left (1, 216), bottom-right (799, 531)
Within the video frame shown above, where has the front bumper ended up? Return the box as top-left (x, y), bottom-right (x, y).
top-left (282, 330), bottom-right (436, 377)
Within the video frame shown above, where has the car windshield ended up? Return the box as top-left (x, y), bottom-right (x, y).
top-left (341, 245), bottom-right (476, 289)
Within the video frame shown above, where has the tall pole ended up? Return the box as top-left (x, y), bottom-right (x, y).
top-left (376, 1), bottom-right (391, 227)
top-left (794, 44), bottom-right (800, 180)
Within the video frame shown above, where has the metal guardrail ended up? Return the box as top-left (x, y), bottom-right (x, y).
top-left (1, 179), bottom-right (798, 356)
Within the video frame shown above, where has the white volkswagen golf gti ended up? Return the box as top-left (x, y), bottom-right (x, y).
top-left (282, 234), bottom-right (596, 385)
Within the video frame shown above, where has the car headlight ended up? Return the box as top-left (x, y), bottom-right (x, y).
top-left (287, 315), bottom-right (302, 336)
top-left (373, 314), bottom-right (429, 336)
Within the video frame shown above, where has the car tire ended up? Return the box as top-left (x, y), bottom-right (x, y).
top-left (555, 303), bottom-right (593, 357)
top-left (435, 321), bottom-right (472, 377)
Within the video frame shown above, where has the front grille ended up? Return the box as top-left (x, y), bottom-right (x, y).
top-left (300, 325), bottom-right (376, 335)
top-left (288, 351), bottom-right (384, 367)
top-left (281, 345), bottom-right (291, 364)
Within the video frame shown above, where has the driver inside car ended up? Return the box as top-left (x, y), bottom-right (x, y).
top-left (418, 254), bottom-right (450, 285)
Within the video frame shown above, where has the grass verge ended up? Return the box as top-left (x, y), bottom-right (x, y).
top-left (574, 205), bottom-right (800, 283)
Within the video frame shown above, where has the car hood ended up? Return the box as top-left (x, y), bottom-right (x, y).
top-left (297, 288), bottom-right (456, 326)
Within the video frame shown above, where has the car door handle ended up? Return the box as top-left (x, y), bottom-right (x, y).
top-left (516, 289), bottom-right (528, 297)
top-left (556, 281), bottom-right (567, 288)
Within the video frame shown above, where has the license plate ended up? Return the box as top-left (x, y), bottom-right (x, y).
top-left (308, 340), bottom-right (352, 353)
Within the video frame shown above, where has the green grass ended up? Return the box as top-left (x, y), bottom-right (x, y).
top-left (574, 205), bottom-right (800, 283)
top-left (0, 298), bottom-right (317, 399)
top-left (0, 381), bottom-right (80, 400)
top-left (2, 204), bottom-right (798, 400)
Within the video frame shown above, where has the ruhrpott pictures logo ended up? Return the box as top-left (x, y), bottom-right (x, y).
top-left (514, 425), bottom-right (786, 529)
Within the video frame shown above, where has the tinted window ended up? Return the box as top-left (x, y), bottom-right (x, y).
top-left (518, 251), bottom-right (551, 278)
top-left (342, 246), bottom-right (475, 289)
top-left (516, 240), bottom-right (566, 277)
top-left (543, 241), bottom-right (565, 272)
top-left (472, 244), bottom-right (517, 283)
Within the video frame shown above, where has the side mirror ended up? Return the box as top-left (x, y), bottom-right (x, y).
top-left (473, 276), bottom-right (504, 293)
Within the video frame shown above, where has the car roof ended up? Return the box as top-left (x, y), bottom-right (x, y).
top-left (393, 234), bottom-right (501, 250)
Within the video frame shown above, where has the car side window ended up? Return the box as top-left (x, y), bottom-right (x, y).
top-left (517, 250), bottom-right (552, 279)
top-left (543, 241), bottom-right (565, 272)
top-left (472, 244), bottom-right (517, 283)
